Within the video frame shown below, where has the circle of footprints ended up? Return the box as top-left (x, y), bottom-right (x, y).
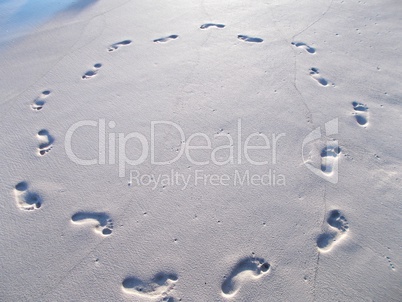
top-left (20, 19), bottom-right (365, 300)
top-left (317, 209), bottom-right (349, 252)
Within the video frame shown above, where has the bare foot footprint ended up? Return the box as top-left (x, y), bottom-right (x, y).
top-left (321, 145), bottom-right (341, 174)
top-left (37, 129), bottom-right (54, 156)
top-left (14, 181), bottom-right (42, 211)
top-left (221, 256), bottom-right (270, 297)
top-left (291, 41), bottom-right (316, 54)
top-left (237, 35), bottom-right (263, 43)
top-left (153, 35), bottom-right (178, 43)
top-left (31, 90), bottom-right (51, 111)
top-left (82, 63), bottom-right (102, 80)
top-left (317, 210), bottom-right (349, 252)
top-left (71, 212), bottom-right (113, 236)
top-left (200, 23), bottom-right (225, 29)
top-left (108, 40), bottom-right (132, 52)
top-left (309, 67), bottom-right (329, 86)
top-left (122, 272), bottom-right (178, 299)
top-left (352, 101), bottom-right (369, 127)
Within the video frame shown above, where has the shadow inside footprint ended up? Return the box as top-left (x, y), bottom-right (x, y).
top-left (71, 212), bottom-right (113, 235)
top-left (153, 272), bottom-right (179, 285)
top-left (153, 35), bottom-right (178, 43)
top-left (108, 40), bottom-right (132, 52)
top-left (26, 192), bottom-right (41, 207)
top-left (317, 232), bottom-right (337, 249)
top-left (15, 181), bottom-right (28, 191)
top-left (352, 101), bottom-right (368, 112)
top-left (237, 35), bottom-right (263, 43)
top-left (38, 129), bottom-right (54, 147)
top-left (200, 23), bottom-right (225, 29)
top-left (31, 90), bottom-right (51, 111)
top-left (122, 273), bottom-right (178, 297)
top-left (320, 146), bottom-right (341, 174)
top-left (317, 210), bottom-right (349, 252)
top-left (352, 102), bottom-right (369, 126)
top-left (82, 70), bottom-right (96, 79)
top-left (310, 67), bottom-right (328, 86)
top-left (291, 41), bottom-right (316, 54)
top-left (82, 63), bottom-right (102, 79)
top-left (14, 182), bottom-right (42, 210)
top-left (37, 129), bottom-right (54, 156)
top-left (327, 210), bottom-right (349, 232)
top-left (321, 146), bottom-right (341, 158)
top-left (355, 115), bottom-right (367, 126)
top-left (32, 99), bottom-right (45, 110)
top-left (221, 257), bottom-right (270, 296)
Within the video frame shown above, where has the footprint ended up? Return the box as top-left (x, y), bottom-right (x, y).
top-left (352, 101), bottom-right (369, 127)
top-left (31, 90), bottom-right (51, 111)
top-left (153, 35), bottom-right (178, 43)
top-left (108, 40), bottom-right (132, 52)
top-left (320, 145), bottom-right (341, 174)
top-left (200, 23), bottom-right (225, 29)
top-left (71, 212), bottom-right (113, 236)
top-left (291, 41), bottom-right (316, 54)
top-left (221, 256), bottom-right (270, 297)
top-left (309, 68), bottom-right (329, 86)
top-left (317, 210), bottom-right (349, 252)
top-left (37, 129), bottom-right (54, 156)
top-left (237, 35), bottom-right (263, 43)
top-left (82, 63), bottom-right (102, 80)
top-left (386, 256), bottom-right (396, 271)
top-left (122, 272), bottom-right (178, 299)
top-left (14, 181), bottom-right (42, 211)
